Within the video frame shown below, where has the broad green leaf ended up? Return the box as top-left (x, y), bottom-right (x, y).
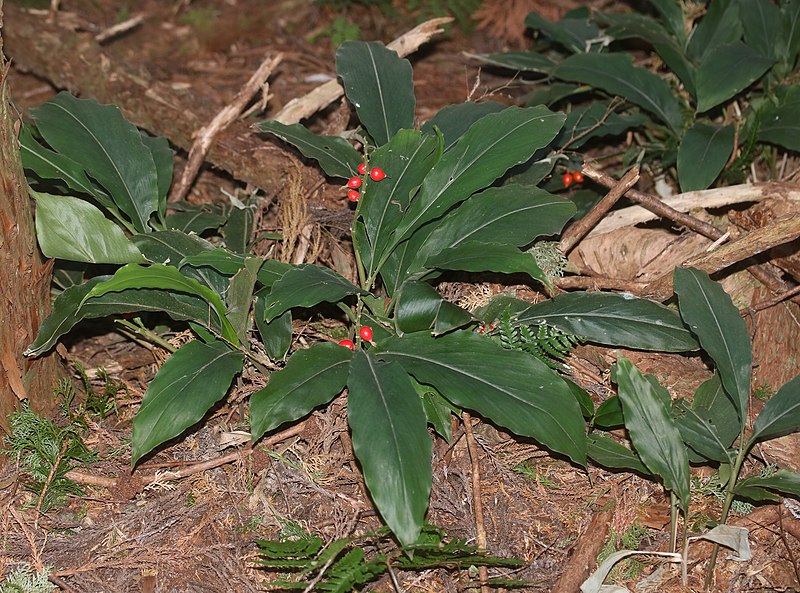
top-left (674, 267), bottom-right (751, 429)
top-left (524, 82), bottom-right (583, 107)
top-left (255, 296), bottom-right (293, 361)
top-left (673, 374), bottom-right (738, 463)
top-left (84, 263), bottom-right (238, 345)
top-left (695, 42), bottom-right (774, 112)
top-left (257, 121), bottom-right (360, 179)
top-left (731, 482), bottom-right (781, 501)
top-left (359, 130), bottom-right (440, 279)
top-left (347, 352), bottom-right (432, 546)
top-left (757, 86), bottom-right (800, 152)
top-left (261, 265), bottom-right (368, 321)
top-left (132, 340), bottom-right (243, 465)
top-left (587, 434), bottom-right (650, 474)
top-left (32, 191), bottom-right (145, 264)
top-left (393, 280), bottom-right (473, 336)
top-left (336, 41), bottom-right (415, 146)
top-left (515, 292), bottom-right (699, 352)
top-left (226, 256), bottom-right (262, 343)
top-left (779, 0), bottom-right (800, 69)
top-left (250, 343), bottom-right (352, 440)
top-left (222, 202), bottom-right (255, 254)
top-left (565, 378), bottom-right (594, 418)
top-left (179, 248), bottom-right (248, 276)
top-left (616, 356), bottom-right (690, 511)
top-left (257, 259), bottom-right (295, 289)
top-left (165, 210), bottom-right (225, 234)
top-left (594, 396), bottom-right (624, 428)
top-left (415, 380), bottom-right (456, 442)
top-left (470, 51), bottom-right (555, 74)
top-left (749, 374), bottom-right (800, 444)
top-left (421, 101), bottom-right (507, 150)
top-left (20, 125), bottom-right (115, 210)
top-left (687, 0), bottom-right (743, 62)
top-left (425, 242), bottom-right (551, 288)
top-left (735, 469), bottom-right (800, 498)
top-left (525, 12), bottom-right (602, 53)
top-left (409, 185), bottom-right (575, 274)
top-left (139, 132), bottom-right (173, 218)
top-left (390, 106), bottom-right (566, 246)
top-left (646, 0), bottom-right (687, 43)
top-left (556, 103), bottom-right (646, 149)
top-left (739, 0), bottom-right (781, 58)
top-left (377, 332), bottom-right (587, 465)
top-left (554, 53), bottom-right (684, 133)
top-left (31, 92), bottom-right (159, 232)
top-left (133, 230), bottom-right (229, 295)
top-left (677, 123), bottom-right (735, 191)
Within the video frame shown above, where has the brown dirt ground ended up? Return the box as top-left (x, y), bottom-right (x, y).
top-left (4, 1), bottom-right (800, 592)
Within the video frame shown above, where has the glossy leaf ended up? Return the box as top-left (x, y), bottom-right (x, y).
top-left (674, 267), bottom-right (751, 429)
top-left (421, 101), bottom-right (507, 150)
top-left (132, 340), bottom-right (243, 465)
top-left (587, 434), bottom-right (650, 474)
top-left (391, 105), bottom-right (566, 246)
top-left (415, 380), bottom-right (456, 442)
top-left (565, 378), bottom-right (594, 418)
top-left (30, 92), bottom-right (159, 232)
top-left (261, 265), bottom-right (368, 321)
top-left (739, 0), bottom-right (781, 58)
top-left (347, 352), bottom-right (432, 546)
top-left (686, 0), bottom-right (743, 62)
top-left (425, 242), bottom-right (550, 288)
top-left (165, 210), bottom-right (225, 234)
top-left (673, 374), bottom-right (739, 463)
top-left (393, 280), bottom-right (473, 336)
top-left (749, 374), bottom-right (800, 444)
top-left (336, 41), bottom-right (415, 146)
top-left (84, 263), bottom-right (238, 345)
top-left (255, 298), bottom-right (293, 361)
top-left (695, 42), bottom-right (774, 112)
top-left (250, 343), bottom-right (352, 440)
top-left (179, 248), bottom-right (248, 276)
top-left (616, 356), bottom-right (690, 511)
top-left (32, 191), bottom-right (145, 264)
top-left (515, 291), bottom-right (699, 352)
top-left (734, 469), bottom-right (800, 499)
top-left (594, 396), bottom-right (624, 428)
top-left (257, 121), bottom-right (360, 179)
top-left (677, 123), bottom-right (735, 191)
top-left (554, 53), bottom-right (684, 133)
top-left (377, 332), bottom-right (587, 465)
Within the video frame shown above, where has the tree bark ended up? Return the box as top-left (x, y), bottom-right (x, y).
top-left (0, 2), bottom-right (62, 429)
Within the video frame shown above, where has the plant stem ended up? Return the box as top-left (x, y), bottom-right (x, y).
top-left (114, 319), bottom-right (176, 353)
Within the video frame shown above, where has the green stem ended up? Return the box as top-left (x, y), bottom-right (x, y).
top-left (115, 318), bottom-right (176, 353)
top-left (669, 492), bottom-right (678, 553)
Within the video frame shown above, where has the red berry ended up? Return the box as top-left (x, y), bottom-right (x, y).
top-left (347, 189), bottom-right (360, 202)
top-left (357, 163), bottom-right (368, 175)
top-left (573, 171), bottom-right (584, 183)
top-left (338, 339), bottom-right (355, 350)
top-left (562, 173), bottom-right (573, 187)
top-left (347, 177), bottom-right (362, 189)
top-left (369, 167), bottom-right (386, 181)
top-left (359, 326), bottom-right (373, 341)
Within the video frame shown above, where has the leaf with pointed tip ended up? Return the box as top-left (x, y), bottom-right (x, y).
top-left (515, 291), bottom-right (699, 352)
top-left (222, 202), bottom-right (255, 254)
top-left (391, 106), bottom-right (566, 246)
top-left (587, 434), bottom-right (650, 474)
top-left (555, 103), bottom-right (646, 149)
top-left (674, 267), bottom-right (751, 430)
top-left (740, 0), bottom-right (781, 59)
top-left (673, 374), bottom-right (738, 463)
top-left (226, 257), bottom-right (262, 343)
top-left (347, 351), bottom-right (431, 546)
top-left (257, 121), bottom-right (360, 179)
top-left (393, 280), bottom-right (473, 336)
top-left (524, 12), bottom-right (601, 53)
top-left (250, 343), bottom-right (352, 440)
top-left (779, 0), bottom-right (800, 68)
top-left (139, 132), bottom-right (173, 218)
top-left (470, 51), bottom-right (555, 74)
top-left (686, 0), bottom-right (743, 62)
top-left (554, 53), bottom-right (684, 133)
top-left (336, 41), bottom-right (415, 146)
top-left (179, 248), bottom-right (248, 276)
top-left (426, 242), bottom-right (551, 288)
top-left (255, 292), bottom-right (293, 361)
top-left (261, 265), bottom-right (368, 322)
top-left (31, 92), bottom-right (159, 232)
top-left (132, 340), bottom-right (243, 465)
top-left (677, 123), bottom-right (735, 191)
top-left (594, 396), bottom-right (624, 429)
top-left (749, 373), bottom-right (800, 445)
top-left (616, 356), bottom-right (690, 511)
top-left (734, 469), bottom-right (800, 499)
top-left (757, 86), bottom-right (800, 152)
top-left (377, 332), bottom-right (587, 465)
top-left (165, 210), bottom-right (226, 234)
top-left (695, 42), bottom-right (774, 112)
top-left (421, 101), bottom-right (508, 150)
top-left (32, 191), bottom-right (145, 264)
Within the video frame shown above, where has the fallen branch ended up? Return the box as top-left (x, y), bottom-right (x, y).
top-left (462, 411), bottom-right (490, 593)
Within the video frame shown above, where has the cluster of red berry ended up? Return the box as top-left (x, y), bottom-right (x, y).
top-left (562, 170), bottom-right (585, 188)
top-left (345, 163), bottom-right (386, 202)
top-left (338, 326), bottom-right (374, 350)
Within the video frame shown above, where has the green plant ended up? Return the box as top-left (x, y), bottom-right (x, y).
top-left (22, 42), bottom-right (700, 548)
top-left (598, 523), bottom-right (652, 582)
top-left (1, 402), bottom-right (96, 512)
top-left (0, 564), bottom-right (56, 593)
top-left (476, 0), bottom-right (800, 191)
top-left (256, 523), bottom-right (524, 591)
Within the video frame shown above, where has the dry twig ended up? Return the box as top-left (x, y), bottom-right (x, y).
top-left (462, 412), bottom-right (489, 593)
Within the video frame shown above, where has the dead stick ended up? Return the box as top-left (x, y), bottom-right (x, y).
top-left (273, 17), bottom-right (453, 124)
top-left (169, 53), bottom-right (283, 203)
top-left (462, 411), bottom-right (489, 593)
top-left (555, 275), bottom-right (648, 293)
top-left (65, 421), bottom-right (306, 489)
top-left (560, 166), bottom-right (639, 254)
top-left (742, 284), bottom-right (800, 316)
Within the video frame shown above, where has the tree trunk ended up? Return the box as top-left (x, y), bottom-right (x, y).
top-left (0, 2), bottom-right (62, 430)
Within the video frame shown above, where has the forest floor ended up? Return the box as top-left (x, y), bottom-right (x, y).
top-left (4, 0), bottom-right (800, 592)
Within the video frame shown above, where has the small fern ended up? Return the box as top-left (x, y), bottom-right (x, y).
top-left (481, 309), bottom-right (583, 370)
top-left (256, 523), bottom-right (524, 591)
top-left (0, 564), bottom-right (56, 593)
